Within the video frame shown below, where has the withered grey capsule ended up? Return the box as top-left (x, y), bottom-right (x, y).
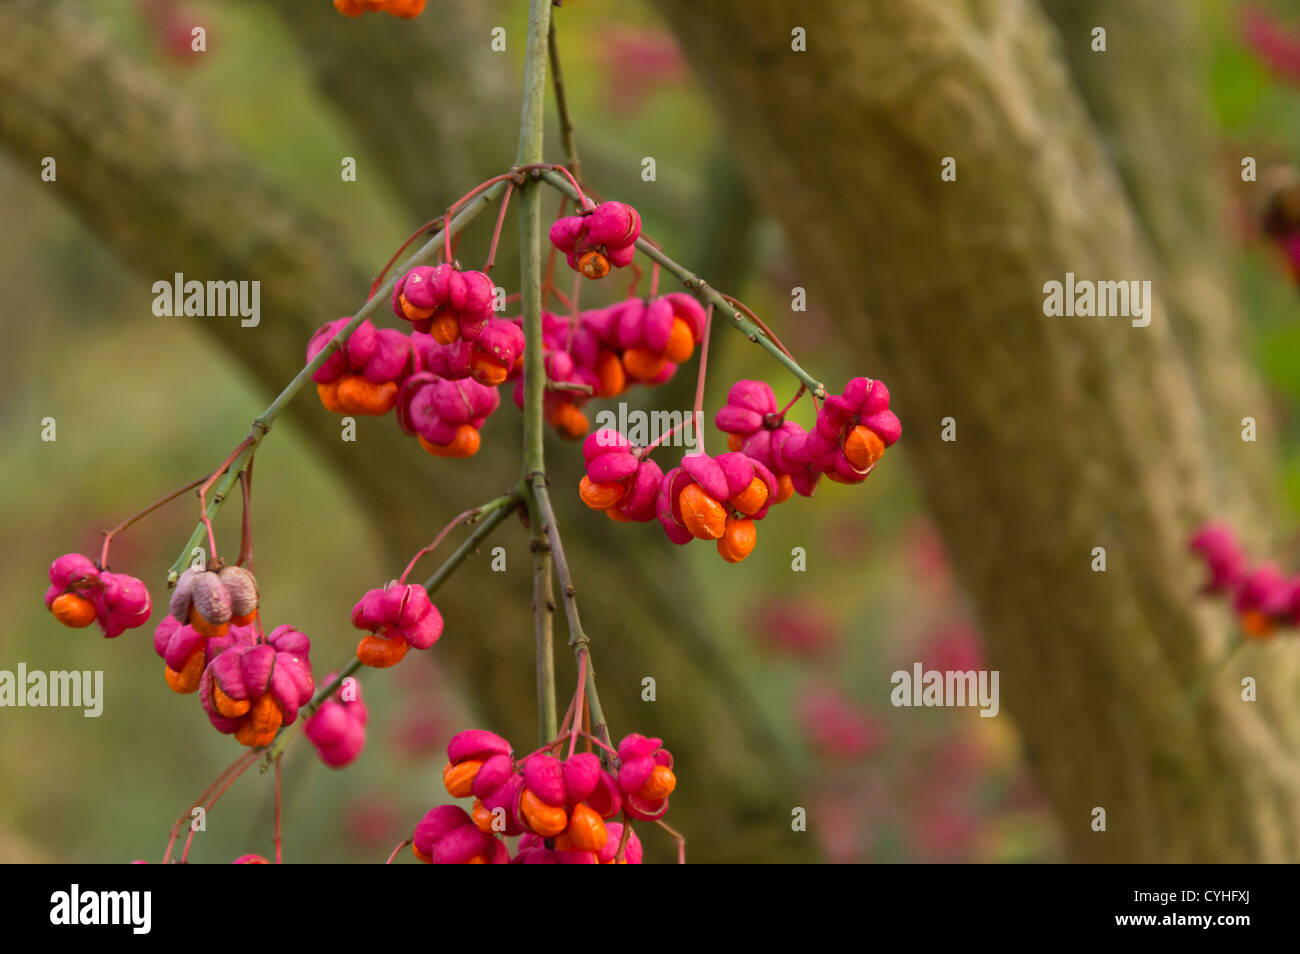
top-left (218, 565), bottom-right (259, 618)
top-left (192, 571), bottom-right (233, 625)
top-left (170, 568), bottom-right (199, 623)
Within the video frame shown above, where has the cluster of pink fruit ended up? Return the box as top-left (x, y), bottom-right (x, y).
top-left (1190, 522), bottom-right (1300, 640)
top-left (46, 553), bottom-right (325, 752)
top-left (45, 553), bottom-right (151, 638)
top-left (43, 166), bottom-right (899, 862)
top-left (306, 195), bottom-right (901, 568)
top-left (411, 729), bottom-right (672, 864)
top-left (577, 374), bottom-right (901, 564)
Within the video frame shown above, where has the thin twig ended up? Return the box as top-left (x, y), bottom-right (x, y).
top-left (548, 16), bottom-right (581, 180)
top-left (518, 0), bottom-right (560, 749)
top-left (99, 474), bottom-right (207, 569)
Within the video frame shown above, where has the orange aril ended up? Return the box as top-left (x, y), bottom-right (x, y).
top-left (316, 380), bottom-right (347, 414)
top-left (428, 309), bottom-right (460, 345)
top-left (664, 317), bottom-right (695, 363)
top-left (388, 0), bottom-right (427, 18)
top-left (579, 475), bottom-right (625, 511)
top-left (564, 802), bottom-right (608, 852)
top-left (234, 694), bottom-right (282, 748)
top-left (356, 632), bottom-right (409, 667)
top-left (189, 605), bottom-right (229, 638)
top-left (442, 760), bottom-right (483, 799)
top-left (519, 788), bottom-right (568, 837)
top-left (595, 351), bottom-right (626, 397)
top-left (578, 249), bottom-right (611, 280)
top-left (637, 765), bottom-right (677, 800)
top-left (338, 376), bottom-right (398, 416)
top-left (728, 476), bottom-right (769, 516)
top-left (621, 348), bottom-right (666, 382)
top-left (773, 474), bottom-right (795, 504)
top-left (469, 352), bottom-right (509, 386)
top-left (550, 402), bottom-right (589, 440)
top-left (164, 646), bottom-right (205, 695)
top-left (398, 292), bottom-right (434, 321)
top-left (418, 425), bottom-right (481, 459)
top-left (678, 484), bottom-right (726, 540)
top-left (843, 424), bottom-right (885, 470)
top-left (717, 516), bottom-right (757, 563)
top-left (211, 682), bottom-right (251, 719)
top-left (50, 592), bottom-right (95, 628)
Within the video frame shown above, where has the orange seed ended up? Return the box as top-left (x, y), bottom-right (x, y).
top-left (773, 474), bottom-right (795, 504)
top-left (189, 605), bottom-right (230, 638)
top-left (728, 476), bottom-right (769, 516)
top-left (356, 633), bottom-right (408, 668)
top-left (212, 682), bottom-right (251, 719)
top-left (717, 516), bottom-right (757, 563)
top-left (442, 760), bottom-right (483, 799)
top-left (164, 646), bottom-right (205, 695)
top-left (843, 424), bottom-right (885, 471)
top-left (664, 317), bottom-right (695, 364)
top-left (564, 802), bottom-right (608, 852)
top-left (578, 250), bottom-right (611, 280)
top-left (50, 592), bottom-right (95, 628)
top-left (595, 351), bottom-right (627, 397)
top-left (678, 484), bottom-right (726, 540)
top-left (519, 788), bottom-right (568, 837)
top-left (550, 402), bottom-right (589, 440)
top-left (428, 309), bottom-right (460, 345)
top-left (398, 292), bottom-right (434, 321)
top-left (469, 352), bottom-right (509, 387)
top-left (579, 475), bottom-right (625, 511)
top-left (418, 426), bottom-right (481, 459)
top-left (621, 348), bottom-right (666, 382)
top-left (637, 764), bottom-right (677, 800)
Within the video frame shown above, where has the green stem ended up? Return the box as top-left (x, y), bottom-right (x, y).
top-left (166, 179), bottom-right (510, 583)
top-left (420, 493), bottom-right (523, 593)
top-left (538, 169), bottom-right (825, 398)
top-left (532, 477), bottom-right (611, 748)
top-left (518, 0), bottom-right (559, 748)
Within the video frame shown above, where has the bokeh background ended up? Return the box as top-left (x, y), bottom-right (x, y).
top-left (2, 0), bottom-right (1299, 863)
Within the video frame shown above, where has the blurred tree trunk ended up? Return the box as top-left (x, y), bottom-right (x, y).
top-left (652, 0), bottom-right (1300, 861)
top-left (0, 0), bottom-right (813, 862)
top-left (1039, 0), bottom-right (1279, 527)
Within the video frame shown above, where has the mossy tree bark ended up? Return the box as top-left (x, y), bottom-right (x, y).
top-left (652, 0), bottom-right (1300, 861)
